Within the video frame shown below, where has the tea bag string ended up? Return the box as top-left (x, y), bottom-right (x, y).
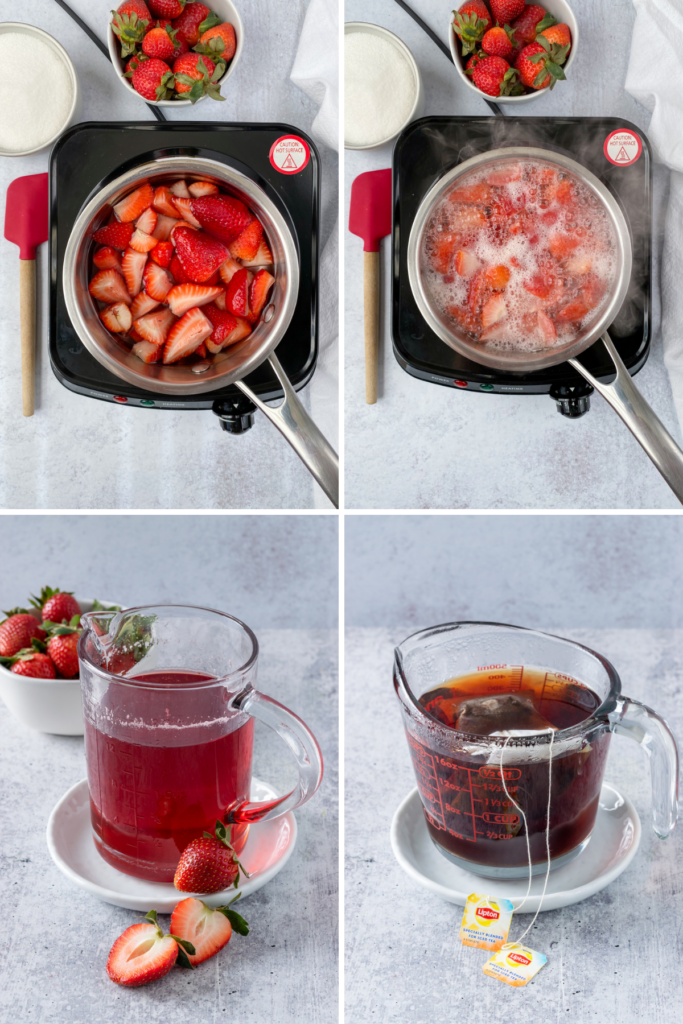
top-left (498, 728), bottom-right (555, 937)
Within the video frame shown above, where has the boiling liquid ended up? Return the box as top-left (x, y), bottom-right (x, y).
top-left (84, 670), bottom-right (254, 882)
top-left (421, 159), bottom-right (618, 353)
top-left (408, 666), bottom-right (610, 870)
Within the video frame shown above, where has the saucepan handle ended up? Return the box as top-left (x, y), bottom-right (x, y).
top-left (569, 332), bottom-right (683, 505)
top-left (235, 353), bottom-right (339, 508)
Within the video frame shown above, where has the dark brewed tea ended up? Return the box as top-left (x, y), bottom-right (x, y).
top-left (408, 665), bottom-right (609, 870)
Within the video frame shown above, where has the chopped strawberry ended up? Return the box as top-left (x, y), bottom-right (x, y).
top-left (152, 185), bottom-right (179, 218)
top-left (487, 164), bottom-right (523, 185)
top-left (143, 261), bottom-right (174, 301)
top-left (169, 254), bottom-right (189, 284)
top-left (188, 181), bottom-right (219, 197)
top-left (170, 896), bottom-right (248, 966)
top-left (93, 246), bottom-right (123, 272)
top-left (229, 219), bottom-right (263, 262)
top-left (93, 220), bottom-right (134, 251)
top-left (106, 911), bottom-right (180, 987)
top-left (467, 268), bottom-right (489, 315)
top-left (481, 294), bottom-right (507, 328)
top-left (556, 300), bottom-right (590, 322)
top-left (429, 234), bottom-right (457, 275)
top-left (101, 302), bottom-right (133, 333)
top-left (485, 264), bottom-right (510, 290)
top-left (195, 342), bottom-right (208, 358)
top-left (135, 207), bottom-right (157, 234)
top-left (248, 269), bottom-right (275, 324)
top-left (173, 225), bottom-right (229, 283)
top-left (565, 255), bottom-right (592, 276)
top-left (163, 307), bottom-right (213, 363)
top-left (454, 250), bottom-right (479, 278)
top-left (524, 272), bottom-right (555, 298)
top-left (240, 239), bottom-right (274, 268)
top-left (133, 340), bottom-right (163, 363)
top-left (130, 290), bottom-right (160, 319)
top-left (549, 233), bottom-right (581, 259)
top-left (166, 283), bottom-right (223, 317)
top-left (129, 228), bottom-right (158, 253)
top-left (89, 269), bottom-right (131, 305)
top-left (134, 307), bottom-right (176, 345)
top-left (190, 194), bottom-right (253, 243)
top-left (128, 327), bottom-right (143, 342)
top-left (203, 302), bottom-right (252, 351)
top-left (581, 274), bottom-right (607, 308)
top-left (219, 256), bottom-right (242, 286)
top-left (121, 248), bottom-right (148, 297)
top-left (213, 289), bottom-right (227, 310)
top-left (170, 179), bottom-right (190, 198)
top-left (172, 196), bottom-right (203, 227)
top-left (536, 309), bottom-right (557, 344)
top-left (225, 268), bottom-right (251, 318)
top-left (114, 183), bottom-right (154, 223)
top-left (170, 220), bottom-right (198, 246)
top-left (152, 213), bottom-right (180, 241)
top-left (150, 240), bottom-right (173, 267)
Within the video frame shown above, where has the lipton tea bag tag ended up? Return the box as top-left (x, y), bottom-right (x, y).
top-left (483, 943), bottom-right (547, 987)
top-left (459, 893), bottom-right (514, 952)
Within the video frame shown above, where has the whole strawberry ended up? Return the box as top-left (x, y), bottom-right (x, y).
top-left (112, 0), bottom-right (151, 58)
top-left (148, 0), bottom-right (185, 18)
top-left (515, 37), bottom-right (568, 90)
top-left (453, 0), bottom-right (493, 55)
top-left (481, 26), bottom-right (514, 58)
top-left (0, 612), bottom-right (45, 657)
top-left (195, 23), bottom-right (237, 64)
top-left (131, 57), bottom-right (175, 101)
top-left (490, 0), bottom-right (525, 23)
top-left (172, 2), bottom-right (221, 47)
top-left (174, 820), bottom-right (249, 895)
top-left (173, 52), bottom-right (224, 103)
top-left (46, 630), bottom-right (80, 679)
top-left (472, 54), bottom-right (523, 96)
top-left (142, 25), bottom-right (180, 62)
top-left (0, 647), bottom-right (56, 679)
top-left (30, 587), bottom-right (81, 625)
top-left (539, 22), bottom-right (572, 49)
top-left (510, 4), bottom-right (556, 46)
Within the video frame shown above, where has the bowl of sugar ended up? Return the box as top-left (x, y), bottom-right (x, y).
top-left (0, 23), bottom-right (80, 157)
top-left (345, 22), bottom-right (424, 150)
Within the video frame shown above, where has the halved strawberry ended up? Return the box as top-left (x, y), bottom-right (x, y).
top-left (89, 269), bottom-right (131, 305)
top-left (101, 302), bottom-right (133, 333)
top-left (106, 911), bottom-right (182, 987)
top-left (134, 307), bottom-right (176, 345)
top-left (170, 254), bottom-right (189, 284)
top-left (455, 250), bottom-right (479, 278)
top-left (135, 207), bottom-right (157, 234)
top-left (129, 327), bottom-right (143, 342)
top-left (150, 241), bottom-right (174, 267)
top-left (172, 196), bottom-right (203, 227)
top-left (170, 179), bottom-right (190, 198)
top-left (190, 194), bottom-right (253, 243)
top-left (93, 220), bottom-right (134, 251)
top-left (93, 246), bottom-right (123, 271)
top-left (556, 299), bottom-right (590, 322)
top-left (229, 219), bottom-right (263, 262)
top-left (174, 226), bottom-right (229, 283)
top-left (170, 897), bottom-right (248, 966)
top-left (203, 302), bottom-right (252, 351)
top-left (152, 213), bottom-right (180, 241)
top-left (113, 182), bottom-right (154, 223)
top-left (131, 291), bottom-right (160, 319)
top-left (248, 269), bottom-right (275, 324)
top-left (163, 307), bottom-right (213, 363)
top-left (170, 221), bottom-right (198, 246)
top-left (152, 186), bottom-right (179, 218)
top-left (129, 228), bottom-right (158, 253)
top-left (121, 248), bottom-right (148, 297)
top-left (219, 256), bottom-right (243, 286)
top-left (132, 340), bottom-right (163, 363)
top-left (143, 262), bottom-right (174, 301)
top-left (481, 293), bottom-right (507, 328)
top-left (167, 283), bottom-right (223, 317)
top-left (240, 239), bottom-right (274, 268)
top-left (225, 268), bottom-right (251, 318)
top-left (188, 181), bottom-right (219, 198)
top-left (485, 264), bottom-right (510, 290)
top-left (204, 268), bottom-right (220, 286)
top-left (524, 272), bottom-right (555, 299)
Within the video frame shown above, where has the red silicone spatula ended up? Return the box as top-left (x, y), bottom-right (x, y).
top-left (349, 169), bottom-right (392, 405)
top-left (4, 173), bottom-right (49, 417)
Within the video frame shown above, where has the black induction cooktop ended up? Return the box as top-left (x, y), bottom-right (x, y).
top-left (392, 116), bottom-right (652, 416)
top-left (49, 121), bottom-right (319, 425)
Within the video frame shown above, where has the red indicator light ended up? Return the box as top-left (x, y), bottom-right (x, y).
top-left (113, 396), bottom-right (128, 403)
top-left (454, 380), bottom-right (468, 388)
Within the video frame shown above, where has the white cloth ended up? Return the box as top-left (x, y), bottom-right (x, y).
top-left (291, 0), bottom-right (339, 508)
top-left (625, 0), bottom-right (683, 429)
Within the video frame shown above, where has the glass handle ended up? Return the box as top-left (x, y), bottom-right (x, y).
top-left (609, 696), bottom-right (679, 838)
top-left (226, 686), bottom-right (323, 824)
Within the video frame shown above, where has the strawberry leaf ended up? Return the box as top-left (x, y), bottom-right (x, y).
top-left (197, 11), bottom-right (222, 35)
top-left (535, 12), bottom-right (557, 33)
top-left (91, 600), bottom-right (122, 613)
top-left (170, 935), bottom-right (196, 956)
top-left (145, 909), bottom-right (159, 926)
top-left (174, 944), bottom-right (195, 970)
top-left (30, 637), bottom-right (47, 652)
top-left (223, 908), bottom-right (249, 935)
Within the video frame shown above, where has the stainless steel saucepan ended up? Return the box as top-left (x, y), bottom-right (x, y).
top-left (408, 146), bottom-right (683, 505)
top-left (63, 155), bottom-right (338, 508)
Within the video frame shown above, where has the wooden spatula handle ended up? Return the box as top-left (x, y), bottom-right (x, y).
top-left (20, 258), bottom-right (36, 417)
top-left (364, 250), bottom-right (379, 405)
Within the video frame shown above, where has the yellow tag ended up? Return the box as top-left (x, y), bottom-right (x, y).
top-left (459, 893), bottom-right (514, 952)
top-left (483, 942), bottom-right (548, 986)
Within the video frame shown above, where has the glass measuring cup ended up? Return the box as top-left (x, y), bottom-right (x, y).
top-left (394, 622), bottom-right (678, 878)
top-left (78, 605), bottom-right (323, 882)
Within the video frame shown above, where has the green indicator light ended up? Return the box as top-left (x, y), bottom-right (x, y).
top-left (140, 399), bottom-right (155, 406)
top-left (479, 384), bottom-right (495, 391)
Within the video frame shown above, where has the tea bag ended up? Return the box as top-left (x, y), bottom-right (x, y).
top-left (460, 894), bottom-right (514, 952)
top-left (483, 943), bottom-right (547, 986)
top-left (456, 691), bottom-right (557, 737)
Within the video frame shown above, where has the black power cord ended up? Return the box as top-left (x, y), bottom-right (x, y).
top-left (52, 0), bottom-right (168, 122)
top-left (390, 0), bottom-right (503, 117)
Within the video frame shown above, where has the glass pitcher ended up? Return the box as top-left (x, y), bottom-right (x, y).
top-left (394, 622), bottom-right (678, 878)
top-left (78, 605), bottom-right (323, 882)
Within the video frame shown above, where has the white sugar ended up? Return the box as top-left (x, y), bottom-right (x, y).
top-left (345, 31), bottom-right (417, 147)
top-left (0, 33), bottom-right (73, 153)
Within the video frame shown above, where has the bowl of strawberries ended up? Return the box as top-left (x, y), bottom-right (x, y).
top-left (108, 0), bottom-right (243, 106)
top-left (449, 0), bottom-right (578, 103)
top-left (0, 591), bottom-right (121, 736)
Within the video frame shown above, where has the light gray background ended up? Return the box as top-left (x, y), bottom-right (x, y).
top-left (0, 513), bottom-right (338, 627)
top-left (345, 516), bottom-right (683, 1022)
top-left (344, 0), bottom-right (679, 509)
top-left (0, 0), bottom-right (338, 510)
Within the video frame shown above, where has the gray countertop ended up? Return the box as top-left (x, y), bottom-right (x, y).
top-left (0, 628), bottom-right (338, 1024)
top-left (344, 0), bottom-right (679, 509)
top-left (0, 0), bottom-right (338, 510)
top-left (345, 626), bottom-right (683, 1023)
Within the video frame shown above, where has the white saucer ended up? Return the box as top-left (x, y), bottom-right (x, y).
top-left (390, 782), bottom-right (640, 912)
top-left (47, 777), bottom-right (297, 912)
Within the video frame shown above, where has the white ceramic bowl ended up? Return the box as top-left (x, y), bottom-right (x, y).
top-left (345, 22), bottom-right (425, 150)
top-left (0, 598), bottom-right (119, 736)
top-left (107, 0), bottom-right (244, 107)
top-left (0, 23), bottom-right (81, 156)
top-left (449, 0), bottom-right (578, 105)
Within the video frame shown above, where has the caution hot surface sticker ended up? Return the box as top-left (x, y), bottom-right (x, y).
top-left (604, 129), bottom-right (642, 166)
